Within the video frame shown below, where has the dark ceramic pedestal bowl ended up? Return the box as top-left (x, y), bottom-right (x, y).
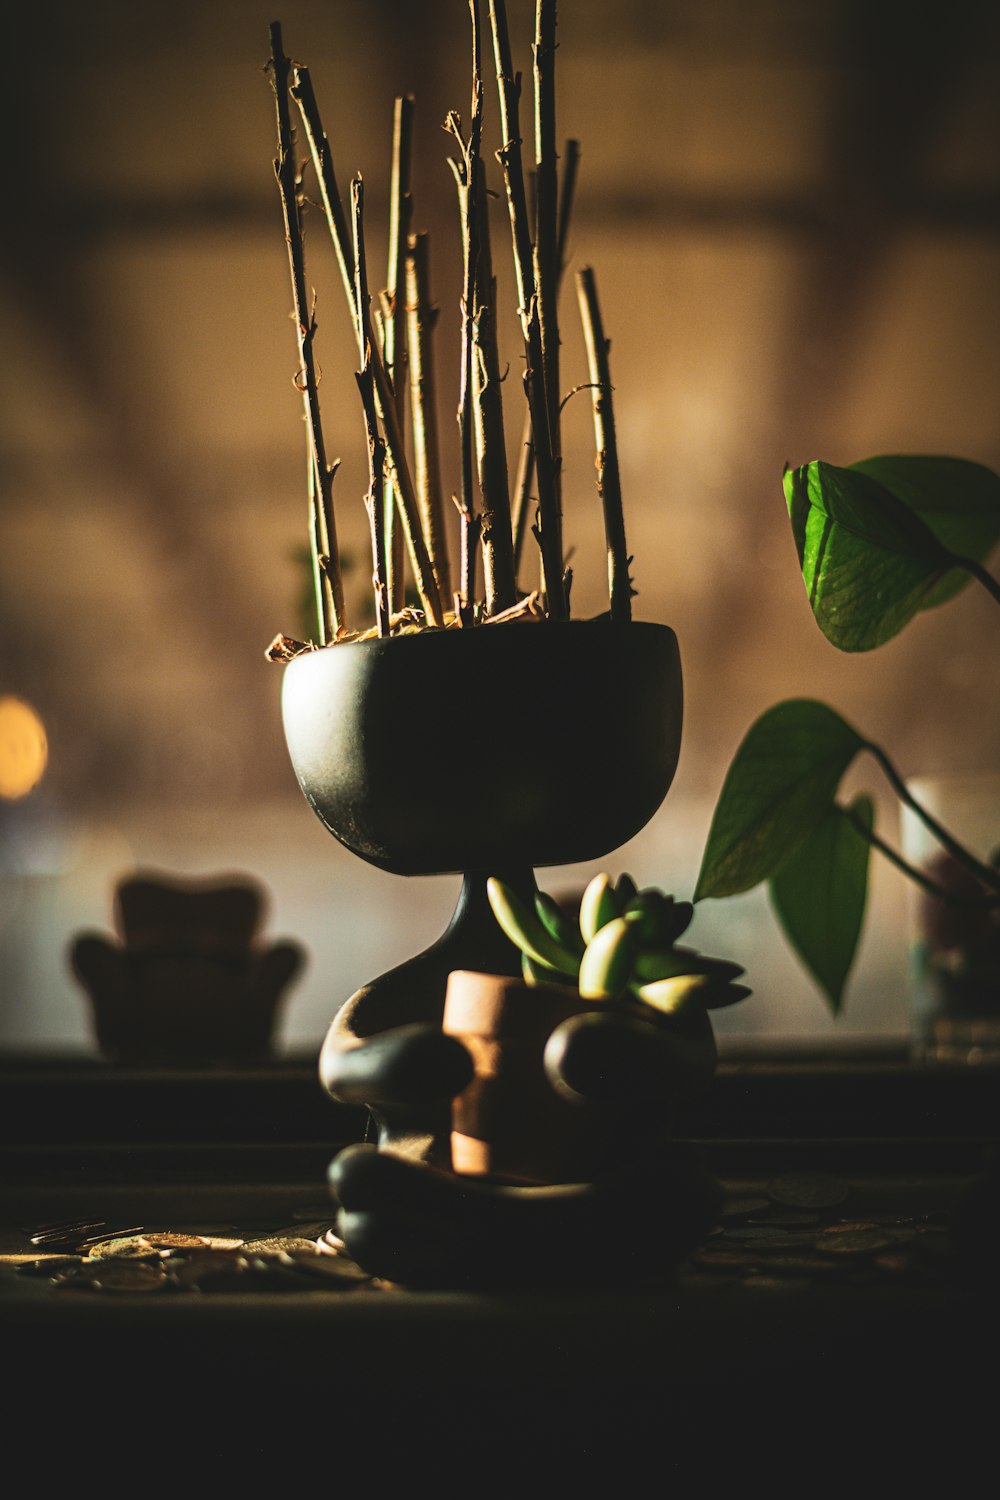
top-left (282, 616), bottom-right (683, 1157)
top-left (281, 616), bottom-right (682, 875)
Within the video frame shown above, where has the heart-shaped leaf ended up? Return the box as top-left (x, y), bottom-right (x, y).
top-left (784, 460), bottom-right (953, 650)
top-left (849, 455), bottom-right (1000, 610)
top-left (695, 700), bottom-right (867, 899)
top-left (769, 794), bottom-right (874, 1013)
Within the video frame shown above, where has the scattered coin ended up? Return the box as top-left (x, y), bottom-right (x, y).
top-left (242, 1235), bottom-right (323, 1257)
top-left (766, 1171), bottom-right (849, 1210)
top-left (26, 1220), bottom-right (108, 1251)
top-left (719, 1196), bottom-right (771, 1222)
top-left (748, 1212), bottom-right (820, 1228)
top-left (815, 1229), bottom-right (900, 1257)
top-left (142, 1233), bottom-right (209, 1251)
top-left (282, 1251), bottom-right (372, 1285)
top-left (78, 1227), bottom-right (146, 1251)
top-left (90, 1261), bottom-right (168, 1294)
top-left (85, 1236), bottom-right (161, 1261)
top-left (316, 1230), bottom-right (346, 1255)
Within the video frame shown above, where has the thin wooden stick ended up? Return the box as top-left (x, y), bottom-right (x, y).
top-left (292, 72), bottom-right (445, 626)
top-left (353, 180), bottom-right (391, 637)
top-left (532, 0), bottom-right (560, 486)
top-left (512, 134), bottom-right (580, 577)
top-left (576, 265), bottom-right (633, 623)
top-left (382, 95), bottom-right (414, 613)
top-left (306, 441), bottom-right (334, 643)
top-left (488, 0), bottom-right (566, 618)
top-left (268, 23), bottom-right (345, 639)
top-left (470, 157), bottom-right (517, 615)
top-left (405, 231), bottom-right (453, 607)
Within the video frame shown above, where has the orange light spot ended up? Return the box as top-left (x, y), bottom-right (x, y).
top-left (0, 697), bottom-right (48, 798)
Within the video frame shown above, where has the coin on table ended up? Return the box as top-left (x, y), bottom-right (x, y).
top-left (282, 1251), bottom-right (373, 1285)
top-left (91, 1261), bottom-right (168, 1293)
top-left (85, 1235), bottom-right (161, 1260)
top-left (815, 1229), bottom-right (899, 1256)
top-left (242, 1235), bottom-right (323, 1257)
top-left (748, 1211), bottom-right (821, 1228)
top-left (142, 1233), bottom-right (210, 1251)
top-left (719, 1196), bottom-right (772, 1222)
top-left (167, 1251), bottom-right (249, 1289)
top-left (317, 1229), bottom-right (346, 1255)
top-left (27, 1221), bottom-right (108, 1250)
top-left (766, 1171), bottom-right (849, 1210)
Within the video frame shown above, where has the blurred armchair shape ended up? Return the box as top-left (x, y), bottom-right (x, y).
top-left (69, 871), bottom-right (304, 1066)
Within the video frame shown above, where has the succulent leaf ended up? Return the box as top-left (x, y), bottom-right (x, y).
top-left (487, 878), bottom-right (579, 976)
top-left (579, 873), bottom-right (621, 943)
top-left (578, 916), bottom-right (637, 1000)
top-left (522, 953), bottom-right (576, 988)
top-left (534, 891), bottom-right (586, 956)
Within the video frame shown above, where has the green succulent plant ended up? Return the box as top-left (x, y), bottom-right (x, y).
top-left (486, 873), bottom-right (752, 1019)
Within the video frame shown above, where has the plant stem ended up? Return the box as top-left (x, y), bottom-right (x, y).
top-left (405, 231), bottom-right (453, 609)
top-left (268, 24), bottom-right (345, 638)
top-left (512, 134), bottom-right (580, 579)
top-left (470, 157), bottom-right (518, 615)
top-left (576, 265), bottom-right (633, 623)
top-left (352, 179), bottom-right (391, 637)
top-left (383, 95), bottom-right (414, 614)
top-left (488, 0), bottom-right (566, 618)
top-left (292, 68), bottom-right (444, 627)
top-left (865, 742), bottom-right (1000, 893)
top-left (951, 552), bottom-right (1000, 607)
top-left (306, 443), bottom-right (333, 645)
top-left (844, 805), bottom-right (1000, 909)
top-left (532, 0), bottom-right (561, 495)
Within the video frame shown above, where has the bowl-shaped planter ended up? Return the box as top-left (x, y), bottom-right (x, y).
top-left (281, 617), bottom-right (682, 876)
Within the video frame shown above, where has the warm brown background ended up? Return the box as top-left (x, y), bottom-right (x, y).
top-left (2, 0), bottom-right (998, 1049)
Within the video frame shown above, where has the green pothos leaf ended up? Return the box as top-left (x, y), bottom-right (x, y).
top-left (695, 700), bottom-right (867, 900)
top-left (769, 794), bottom-right (874, 1014)
top-left (784, 460), bottom-right (953, 650)
top-left (849, 455), bottom-right (1000, 610)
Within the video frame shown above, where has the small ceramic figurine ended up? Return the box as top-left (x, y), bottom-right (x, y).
top-left (70, 871), bottom-right (303, 1065)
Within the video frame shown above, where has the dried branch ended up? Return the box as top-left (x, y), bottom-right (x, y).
top-left (532, 0), bottom-right (560, 476)
top-left (405, 231), bottom-right (453, 607)
top-left (268, 23), bottom-right (345, 640)
top-left (289, 65), bottom-right (356, 328)
top-left (353, 179), bottom-right (391, 638)
top-left (470, 158), bottom-right (517, 615)
top-left (488, 0), bottom-right (566, 617)
top-left (382, 95), bottom-right (415, 613)
top-left (293, 68), bottom-right (445, 627)
top-left (576, 266), bottom-right (633, 623)
top-left (512, 133), bottom-right (580, 577)
top-left (445, 0), bottom-right (486, 622)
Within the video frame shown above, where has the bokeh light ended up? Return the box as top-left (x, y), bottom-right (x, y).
top-left (0, 697), bottom-right (48, 799)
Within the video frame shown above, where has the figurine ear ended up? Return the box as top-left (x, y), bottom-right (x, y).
top-left (68, 932), bottom-right (125, 995)
top-left (254, 940), bottom-right (306, 998)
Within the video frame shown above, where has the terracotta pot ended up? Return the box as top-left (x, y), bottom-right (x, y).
top-left (442, 969), bottom-right (610, 1184)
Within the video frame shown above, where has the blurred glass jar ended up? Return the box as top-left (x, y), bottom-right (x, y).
top-left (901, 772), bottom-right (1000, 1063)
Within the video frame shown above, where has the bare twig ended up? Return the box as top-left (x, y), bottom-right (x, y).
top-left (353, 179), bottom-right (391, 638)
top-left (488, 0), bottom-right (565, 617)
top-left (533, 0), bottom-right (560, 485)
top-left (470, 157), bottom-right (517, 615)
top-left (382, 95), bottom-right (415, 613)
top-left (576, 265), bottom-right (633, 623)
top-left (289, 65), bottom-right (356, 327)
top-left (406, 231), bottom-right (453, 607)
top-left (512, 133), bottom-right (580, 577)
top-left (293, 69), bottom-right (444, 626)
top-left (268, 23), bottom-right (345, 640)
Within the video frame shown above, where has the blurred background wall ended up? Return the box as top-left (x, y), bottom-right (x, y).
top-left (1, 0), bottom-right (998, 1054)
